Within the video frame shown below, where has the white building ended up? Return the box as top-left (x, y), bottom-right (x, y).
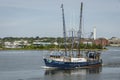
top-left (33, 42), bottom-right (51, 46)
top-left (4, 40), bottom-right (30, 48)
top-left (109, 37), bottom-right (120, 46)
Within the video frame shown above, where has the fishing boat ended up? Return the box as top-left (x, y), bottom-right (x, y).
top-left (43, 2), bottom-right (102, 69)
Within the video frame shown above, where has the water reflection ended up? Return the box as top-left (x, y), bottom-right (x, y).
top-left (44, 67), bottom-right (102, 76)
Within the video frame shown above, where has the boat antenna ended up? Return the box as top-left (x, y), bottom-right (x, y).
top-left (78, 2), bottom-right (83, 57)
top-left (61, 4), bottom-right (67, 55)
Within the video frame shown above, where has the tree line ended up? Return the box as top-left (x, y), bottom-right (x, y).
top-left (0, 37), bottom-right (103, 50)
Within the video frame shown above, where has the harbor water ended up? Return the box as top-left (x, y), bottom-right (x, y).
top-left (0, 47), bottom-right (120, 80)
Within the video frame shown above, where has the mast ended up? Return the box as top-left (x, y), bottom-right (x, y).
top-left (93, 27), bottom-right (96, 40)
top-left (78, 2), bottom-right (83, 56)
top-left (61, 4), bottom-right (67, 55)
top-left (71, 29), bottom-right (74, 55)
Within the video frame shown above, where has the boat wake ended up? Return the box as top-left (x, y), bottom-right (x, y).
top-left (41, 66), bottom-right (58, 69)
top-left (103, 63), bottom-right (120, 67)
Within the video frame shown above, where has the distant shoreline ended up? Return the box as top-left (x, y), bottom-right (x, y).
top-left (0, 48), bottom-right (107, 51)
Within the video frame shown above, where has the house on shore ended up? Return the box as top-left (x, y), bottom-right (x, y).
top-left (4, 40), bottom-right (30, 48)
top-left (109, 37), bottom-right (120, 46)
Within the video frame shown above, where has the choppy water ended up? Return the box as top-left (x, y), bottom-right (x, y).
top-left (0, 47), bottom-right (120, 80)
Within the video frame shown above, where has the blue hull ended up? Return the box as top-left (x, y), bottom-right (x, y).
top-left (44, 58), bottom-right (102, 69)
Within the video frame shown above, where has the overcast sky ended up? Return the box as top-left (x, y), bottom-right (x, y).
top-left (0, 0), bottom-right (120, 39)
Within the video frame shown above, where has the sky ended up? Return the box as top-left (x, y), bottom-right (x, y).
top-left (0, 0), bottom-right (120, 39)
